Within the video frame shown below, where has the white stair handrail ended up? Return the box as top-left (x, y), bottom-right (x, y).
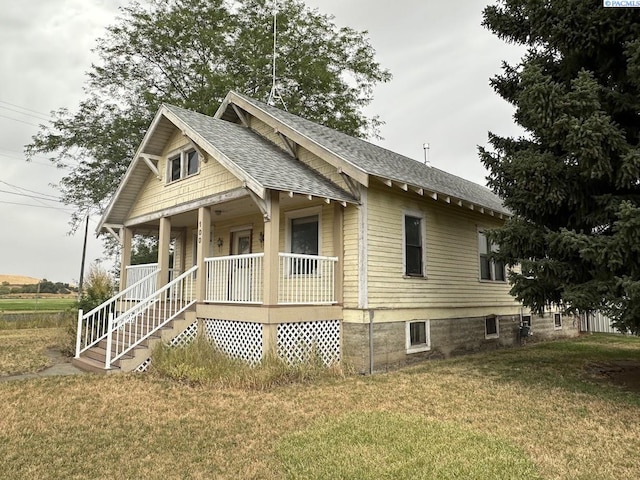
top-left (75, 270), bottom-right (159, 358)
top-left (106, 265), bottom-right (198, 368)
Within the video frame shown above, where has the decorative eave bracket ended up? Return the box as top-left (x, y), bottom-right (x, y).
top-left (182, 132), bottom-right (208, 163)
top-left (338, 169), bottom-right (361, 202)
top-left (232, 104), bottom-right (250, 127)
top-left (247, 187), bottom-right (271, 222)
top-left (277, 131), bottom-right (298, 159)
top-left (140, 154), bottom-right (161, 179)
top-left (102, 223), bottom-right (124, 244)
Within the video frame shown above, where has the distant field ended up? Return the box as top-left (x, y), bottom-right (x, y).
top-left (0, 274), bottom-right (39, 285)
top-left (0, 298), bottom-right (75, 312)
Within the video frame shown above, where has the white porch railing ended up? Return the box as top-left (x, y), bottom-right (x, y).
top-left (278, 253), bottom-right (338, 305)
top-left (106, 265), bottom-right (198, 368)
top-left (75, 269), bottom-right (159, 358)
top-left (205, 254), bottom-right (264, 303)
top-left (126, 263), bottom-right (158, 287)
top-left (203, 253), bottom-right (337, 305)
top-left (125, 263), bottom-right (181, 299)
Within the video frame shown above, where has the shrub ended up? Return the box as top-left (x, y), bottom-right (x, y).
top-left (76, 265), bottom-right (114, 313)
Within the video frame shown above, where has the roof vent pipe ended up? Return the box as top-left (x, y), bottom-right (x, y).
top-left (423, 142), bottom-right (431, 167)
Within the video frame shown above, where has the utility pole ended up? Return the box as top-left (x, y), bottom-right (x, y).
top-left (78, 212), bottom-right (90, 299)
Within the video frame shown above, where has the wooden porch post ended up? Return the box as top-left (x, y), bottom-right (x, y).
top-left (262, 190), bottom-right (280, 357)
top-left (333, 203), bottom-right (344, 304)
top-left (157, 216), bottom-right (171, 289)
top-left (262, 190), bottom-right (280, 306)
top-left (120, 227), bottom-right (133, 291)
top-left (196, 206), bottom-right (211, 302)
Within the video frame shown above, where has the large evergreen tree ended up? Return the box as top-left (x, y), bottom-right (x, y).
top-left (26, 0), bottom-right (390, 229)
top-left (480, 1), bottom-right (640, 332)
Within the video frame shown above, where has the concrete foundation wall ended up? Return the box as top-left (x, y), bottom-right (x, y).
top-left (343, 312), bottom-right (580, 374)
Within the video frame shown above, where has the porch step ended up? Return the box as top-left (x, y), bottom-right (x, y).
top-left (71, 356), bottom-right (121, 375)
top-left (74, 308), bottom-right (197, 375)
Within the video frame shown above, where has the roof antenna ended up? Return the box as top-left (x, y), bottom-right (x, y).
top-left (267, 0), bottom-right (287, 110)
top-left (423, 142), bottom-right (431, 167)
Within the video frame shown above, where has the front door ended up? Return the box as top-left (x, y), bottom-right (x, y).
top-left (230, 229), bottom-right (252, 301)
top-left (232, 230), bottom-right (252, 256)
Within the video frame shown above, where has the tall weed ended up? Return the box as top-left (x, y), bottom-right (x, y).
top-left (150, 335), bottom-right (345, 389)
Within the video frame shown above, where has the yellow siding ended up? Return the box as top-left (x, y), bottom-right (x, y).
top-left (365, 184), bottom-right (518, 311)
top-left (210, 213), bottom-right (263, 259)
top-left (128, 129), bottom-right (243, 219)
top-left (249, 117), bottom-right (350, 191)
top-left (342, 204), bottom-right (360, 308)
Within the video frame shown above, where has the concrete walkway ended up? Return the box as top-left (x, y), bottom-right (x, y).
top-left (0, 348), bottom-right (87, 383)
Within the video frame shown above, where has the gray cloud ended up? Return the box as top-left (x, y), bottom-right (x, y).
top-left (0, 0), bottom-right (524, 282)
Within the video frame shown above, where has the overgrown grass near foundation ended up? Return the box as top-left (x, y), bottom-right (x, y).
top-left (150, 335), bottom-right (345, 389)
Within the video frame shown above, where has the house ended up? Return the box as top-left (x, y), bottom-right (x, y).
top-left (73, 91), bottom-right (579, 374)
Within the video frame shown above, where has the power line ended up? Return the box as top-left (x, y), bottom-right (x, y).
top-left (0, 152), bottom-right (70, 170)
top-left (0, 105), bottom-right (51, 122)
top-left (0, 200), bottom-right (72, 211)
top-left (0, 188), bottom-right (62, 203)
top-left (0, 147), bottom-right (52, 162)
top-left (0, 179), bottom-right (75, 215)
top-left (0, 180), bottom-right (60, 200)
top-left (0, 113), bottom-right (40, 127)
top-left (0, 99), bottom-right (51, 118)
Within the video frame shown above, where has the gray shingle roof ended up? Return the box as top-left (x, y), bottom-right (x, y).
top-left (163, 104), bottom-right (356, 203)
top-left (231, 92), bottom-right (509, 215)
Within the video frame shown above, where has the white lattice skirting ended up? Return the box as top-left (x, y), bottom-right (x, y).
top-left (135, 319), bottom-right (341, 371)
top-left (169, 321), bottom-right (198, 347)
top-left (134, 321), bottom-right (199, 372)
top-left (203, 319), bottom-right (263, 366)
top-left (277, 320), bottom-right (341, 366)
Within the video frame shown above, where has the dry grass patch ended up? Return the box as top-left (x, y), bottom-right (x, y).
top-left (0, 327), bottom-right (65, 375)
top-left (0, 335), bottom-right (639, 479)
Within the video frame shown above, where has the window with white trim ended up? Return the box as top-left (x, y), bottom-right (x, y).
top-left (167, 148), bottom-right (199, 183)
top-left (285, 208), bottom-right (321, 275)
top-left (406, 320), bottom-right (430, 353)
top-left (554, 313), bottom-right (562, 329)
top-left (404, 213), bottom-right (426, 277)
top-left (485, 315), bottom-right (499, 338)
top-left (478, 231), bottom-right (505, 281)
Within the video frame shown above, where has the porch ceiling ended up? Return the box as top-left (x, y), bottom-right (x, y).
top-left (125, 191), bottom-right (334, 234)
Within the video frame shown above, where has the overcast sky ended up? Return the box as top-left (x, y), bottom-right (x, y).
top-left (0, 0), bottom-right (524, 284)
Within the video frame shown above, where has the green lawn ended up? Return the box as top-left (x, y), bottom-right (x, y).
top-left (0, 297), bottom-right (75, 312)
top-left (0, 333), bottom-right (639, 479)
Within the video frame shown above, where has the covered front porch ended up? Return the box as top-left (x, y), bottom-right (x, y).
top-left (117, 187), bottom-right (345, 309)
top-left (91, 189), bottom-right (346, 368)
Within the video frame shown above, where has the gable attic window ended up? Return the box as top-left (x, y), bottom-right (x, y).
top-left (167, 148), bottom-right (199, 183)
top-left (478, 231), bottom-right (505, 282)
top-left (404, 213), bottom-right (426, 277)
